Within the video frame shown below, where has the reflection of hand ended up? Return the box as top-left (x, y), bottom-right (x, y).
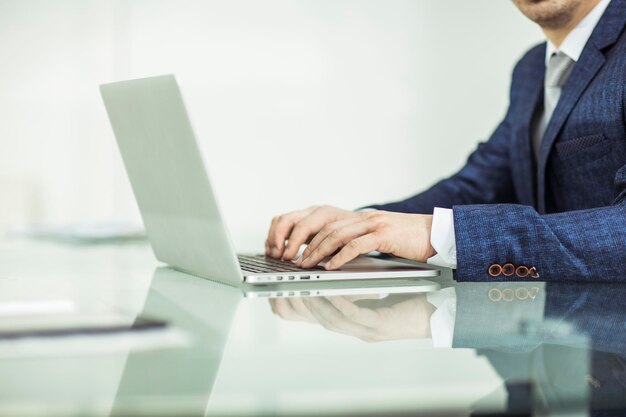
top-left (270, 294), bottom-right (435, 342)
top-left (269, 294), bottom-right (381, 323)
top-left (269, 297), bottom-right (318, 323)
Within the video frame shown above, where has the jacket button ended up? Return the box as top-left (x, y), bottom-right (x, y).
top-left (515, 265), bottom-right (529, 277)
top-left (529, 267), bottom-right (540, 279)
top-left (488, 264), bottom-right (502, 277)
top-left (502, 263), bottom-right (515, 276)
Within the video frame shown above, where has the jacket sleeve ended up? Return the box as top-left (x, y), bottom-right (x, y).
top-left (453, 167), bottom-right (626, 282)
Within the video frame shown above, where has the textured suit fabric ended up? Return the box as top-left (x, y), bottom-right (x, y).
top-left (368, 0), bottom-right (626, 282)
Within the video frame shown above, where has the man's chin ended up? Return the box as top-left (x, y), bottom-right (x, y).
top-left (512, 0), bottom-right (582, 29)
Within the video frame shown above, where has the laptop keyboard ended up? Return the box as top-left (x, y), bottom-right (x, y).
top-left (238, 254), bottom-right (324, 274)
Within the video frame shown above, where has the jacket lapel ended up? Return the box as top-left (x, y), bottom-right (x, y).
top-left (514, 58), bottom-right (544, 208)
top-left (536, 0), bottom-right (626, 213)
top-left (535, 49), bottom-right (605, 212)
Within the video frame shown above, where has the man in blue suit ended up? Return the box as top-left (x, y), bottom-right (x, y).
top-left (266, 0), bottom-right (626, 282)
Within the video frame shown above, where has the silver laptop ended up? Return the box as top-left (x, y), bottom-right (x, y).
top-left (100, 74), bottom-right (441, 286)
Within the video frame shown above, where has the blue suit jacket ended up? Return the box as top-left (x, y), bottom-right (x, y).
top-left (370, 0), bottom-right (626, 282)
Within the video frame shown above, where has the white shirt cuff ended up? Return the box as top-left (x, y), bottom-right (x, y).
top-left (427, 207), bottom-right (457, 269)
top-left (426, 287), bottom-right (457, 347)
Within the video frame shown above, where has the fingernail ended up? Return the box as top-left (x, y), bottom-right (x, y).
top-left (271, 248), bottom-right (279, 257)
top-left (300, 257), bottom-right (309, 267)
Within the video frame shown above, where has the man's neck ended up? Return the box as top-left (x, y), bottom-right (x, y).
top-left (542, 0), bottom-right (602, 47)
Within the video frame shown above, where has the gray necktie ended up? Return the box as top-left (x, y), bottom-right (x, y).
top-left (533, 51), bottom-right (576, 157)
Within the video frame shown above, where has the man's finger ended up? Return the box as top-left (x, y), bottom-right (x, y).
top-left (300, 216), bottom-right (365, 261)
top-left (325, 233), bottom-right (381, 270)
top-left (299, 220), bottom-right (374, 268)
top-left (281, 207), bottom-right (337, 260)
top-left (266, 208), bottom-right (314, 258)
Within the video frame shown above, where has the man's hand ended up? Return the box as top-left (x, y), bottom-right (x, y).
top-left (265, 205), bottom-right (360, 260)
top-left (296, 210), bottom-right (436, 270)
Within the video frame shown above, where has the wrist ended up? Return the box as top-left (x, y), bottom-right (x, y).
top-left (413, 214), bottom-right (437, 262)
top-left (422, 214), bottom-right (437, 260)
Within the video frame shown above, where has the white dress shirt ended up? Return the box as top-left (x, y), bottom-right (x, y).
top-left (426, 0), bottom-right (610, 270)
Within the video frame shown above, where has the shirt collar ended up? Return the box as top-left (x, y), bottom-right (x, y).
top-left (545, 0), bottom-right (611, 64)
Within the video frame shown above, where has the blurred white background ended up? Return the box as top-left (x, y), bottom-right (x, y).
top-left (0, 0), bottom-right (543, 250)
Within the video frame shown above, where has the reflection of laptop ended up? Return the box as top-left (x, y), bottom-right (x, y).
top-left (100, 74), bottom-right (441, 286)
top-left (242, 278), bottom-right (441, 298)
top-left (111, 268), bottom-right (442, 415)
top-left (110, 267), bottom-right (242, 416)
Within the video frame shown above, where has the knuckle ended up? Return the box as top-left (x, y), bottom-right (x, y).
top-left (376, 223), bottom-right (391, 234)
top-left (312, 205), bottom-right (326, 214)
top-left (328, 229), bottom-right (340, 241)
top-left (372, 217), bottom-right (390, 230)
top-left (370, 212), bottom-right (385, 222)
top-left (320, 224), bottom-right (333, 236)
top-left (347, 240), bottom-right (360, 251)
top-left (292, 224), bottom-right (310, 239)
top-left (318, 204), bottom-right (336, 215)
top-left (362, 210), bottom-right (377, 218)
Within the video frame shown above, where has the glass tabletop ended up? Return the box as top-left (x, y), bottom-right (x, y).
top-left (0, 241), bottom-right (624, 416)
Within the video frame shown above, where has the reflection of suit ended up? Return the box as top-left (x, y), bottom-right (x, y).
top-left (370, 0), bottom-right (626, 282)
top-left (544, 283), bottom-right (626, 414)
top-left (453, 282), bottom-right (626, 415)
